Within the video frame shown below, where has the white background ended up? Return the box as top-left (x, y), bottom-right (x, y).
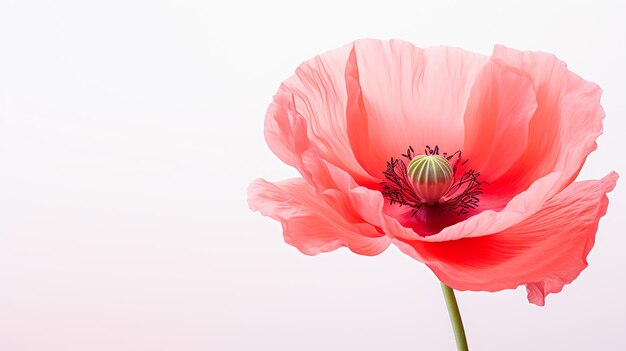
top-left (0, 1), bottom-right (624, 350)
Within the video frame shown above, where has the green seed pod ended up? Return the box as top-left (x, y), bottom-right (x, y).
top-left (406, 155), bottom-right (453, 203)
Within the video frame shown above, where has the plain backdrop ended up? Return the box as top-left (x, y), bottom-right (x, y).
top-left (0, 1), bottom-right (624, 350)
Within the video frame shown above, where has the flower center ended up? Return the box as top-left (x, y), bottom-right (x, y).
top-left (381, 145), bottom-right (485, 216)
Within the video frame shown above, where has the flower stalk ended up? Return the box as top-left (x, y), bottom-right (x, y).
top-left (440, 282), bottom-right (469, 351)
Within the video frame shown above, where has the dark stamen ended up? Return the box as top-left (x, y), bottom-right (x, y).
top-left (401, 145), bottom-right (415, 159)
top-left (440, 169), bottom-right (484, 215)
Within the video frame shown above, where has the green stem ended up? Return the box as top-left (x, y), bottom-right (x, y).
top-left (440, 282), bottom-right (469, 351)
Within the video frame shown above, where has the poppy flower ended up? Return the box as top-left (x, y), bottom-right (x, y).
top-left (248, 39), bottom-right (618, 306)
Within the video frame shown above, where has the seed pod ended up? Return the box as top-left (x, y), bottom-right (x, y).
top-left (406, 155), bottom-right (453, 204)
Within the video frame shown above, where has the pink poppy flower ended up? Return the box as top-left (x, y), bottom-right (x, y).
top-left (248, 39), bottom-right (618, 306)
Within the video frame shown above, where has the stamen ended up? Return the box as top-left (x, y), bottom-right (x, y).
top-left (440, 169), bottom-right (484, 215)
top-left (381, 157), bottom-right (422, 211)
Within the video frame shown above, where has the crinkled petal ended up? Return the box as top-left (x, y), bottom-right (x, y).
top-left (248, 178), bottom-right (390, 256)
top-left (391, 172), bottom-right (618, 305)
top-left (265, 43), bottom-right (377, 187)
top-left (262, 94), bottom-right (395, 245)
top-left (488, 45), bottom-right (605, 196)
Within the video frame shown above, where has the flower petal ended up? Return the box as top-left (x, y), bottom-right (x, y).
top-left (391, 172), bottom-right (618, 305)
top-left (248, 178), bottom-right (390, 256)
top-left (346, 39), bottom-right (488, 177)
top-left (265, 43), bottom-right (377, 187)
top-left (462, 58), bottom-right (537, 187)
top-left (488, 45), bottom-right (605, 196)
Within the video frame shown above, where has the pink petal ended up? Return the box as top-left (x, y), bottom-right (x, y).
top-left (488, 45), bottom-right (605, 197)
top-left (265, 43), bottom-right (377, 187)
top-left (346, 40), bottom-right (488, 177)
top-left (261, 92), bottom-right (395, 246)
top-left (248, 178), bottom-right (390, 256)
top-left (462, 59), bottom-right (537, 193)
top-left (391, 172), bottom-right (618, 305)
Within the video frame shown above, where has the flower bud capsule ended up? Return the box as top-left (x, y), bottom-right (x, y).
top-left (406, 155), bottom-right (453, 204)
